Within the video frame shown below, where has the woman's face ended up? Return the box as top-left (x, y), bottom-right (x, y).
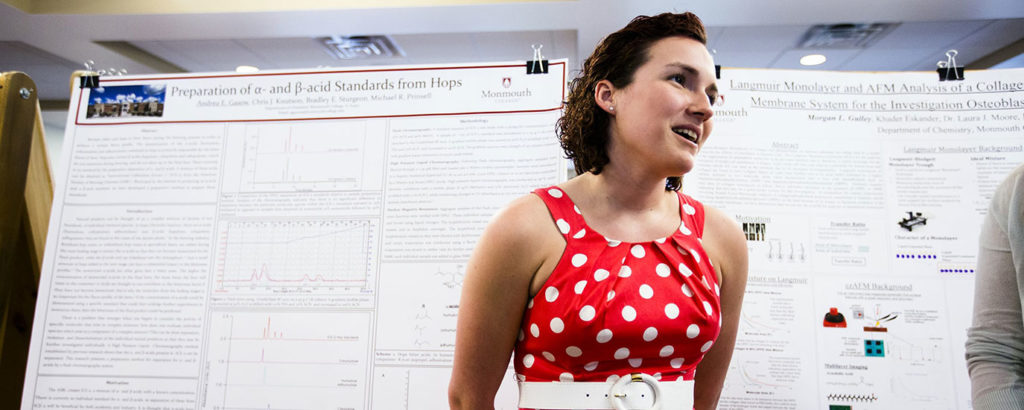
top-left (603, 36), bottom-right (718, 177)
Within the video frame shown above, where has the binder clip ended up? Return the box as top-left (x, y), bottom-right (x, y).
top-left (936, 50), bottom-right (964, 81)
top-left (526, 44), bottom-right (548, 74)
top-left (711, 49), bottom-right (720, 79)
top-left (80, 75), bottom-right (100, 89)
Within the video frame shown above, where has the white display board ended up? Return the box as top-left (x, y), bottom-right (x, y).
top-left (21, 62), bottom-right (1024, 410)
top-left (689, 68), bottom-right (1024, 409)
top-left (21, 61), bottom-right (568, 410)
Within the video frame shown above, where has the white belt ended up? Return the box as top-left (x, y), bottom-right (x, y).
top-left (518, 373), bottom-right (694, 410)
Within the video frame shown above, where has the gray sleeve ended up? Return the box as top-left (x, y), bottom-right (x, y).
top-left (965, 164), bottom-right (1024, 409)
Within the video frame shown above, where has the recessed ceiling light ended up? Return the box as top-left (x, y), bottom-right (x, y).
top-left (236, 65), bottom-right (260, 73)
top-left (800, 54), bottom-right (827, 66)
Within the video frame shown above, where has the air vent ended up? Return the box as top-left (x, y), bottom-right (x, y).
top-left (797, 23), bottom-right (897, 49)
top-left (319, 35), bottom-right (404, 59)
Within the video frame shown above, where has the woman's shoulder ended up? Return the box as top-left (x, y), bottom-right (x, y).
top-left (698, 204), bottom-right (748, 280)
top-left (479, 191), bottom-right (562, 253)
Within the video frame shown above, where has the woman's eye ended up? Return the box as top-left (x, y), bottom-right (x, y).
top-left (670, 74), bottom-right (685, 85)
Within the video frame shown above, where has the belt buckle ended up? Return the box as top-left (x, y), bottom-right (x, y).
top-left (609, 373), bottom-right (663, 410)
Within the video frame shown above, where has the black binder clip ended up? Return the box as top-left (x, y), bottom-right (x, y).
top-left (711, 49), bottom-right (721, 79)
top-left (80, 75), bottom-right (100, 88)
top-left (936, 50), bottom-right (964, 81)
top-left (526, 44), bottom-right (549, 74)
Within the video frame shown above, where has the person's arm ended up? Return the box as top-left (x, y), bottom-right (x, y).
top-left (966, 166), bottom-right (1024, 409)
top-left (448, 194), bottom-right (561, 409)
top-left (693, 205), bottom-right (748, 410)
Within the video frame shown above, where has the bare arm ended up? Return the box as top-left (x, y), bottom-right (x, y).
top-left (693, 205), bottom-right (748, 410)
top-left (448, 194), bottom-right (561, 409)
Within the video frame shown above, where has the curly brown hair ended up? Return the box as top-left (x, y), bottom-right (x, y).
top-left (557, 12), bottom-right (708, 191)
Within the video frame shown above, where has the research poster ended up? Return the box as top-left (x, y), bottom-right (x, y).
top-left (20, 61), bottom-right (1024, 410)
top-left (689, 68), bottom-right (1024, 409)
top-left (21, 61), bottom-right (568, 410)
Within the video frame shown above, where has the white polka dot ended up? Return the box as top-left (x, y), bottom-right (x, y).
top-left (683, 203), bottom-right (696, 215)
top-left (607, 290), bottom-right (616, 301)
top-left (606, 375), bottom-right (620, 383)
top-left (656, 237), bottom-right (666, 244)
top-left (659, 345), bottom-right (674, 357)
top-left (594, 269), bottom-right (610, 281)
top-left (665, 303), bottom-right (680, 319)
top-left (530, 323), bottom-right (540, 337)
top-left (579, 305), bottom-right (596, 321)
top-left (676, 245), bottom-right (687, 254)
top-left (618, 265), bottom-right (632, 277)
top-left (629, 358), bottom-right (643, 368)
top-left (686, 324), bottom-right (700, 339)
top-left (631, 244), bottom-right (646, 258)
top-left (715, 283), bottom-right (720, 296)
top-left (573, 205), bottom-right (581, 214)
top-left (573, 228), bottom-right (586, 239)
top-left (701, 341), bottom-right (714, 352)
top-left (639, 284), bottom-right (654, 299)
top-left (681, 284), bottom-right (694, 297)
top-left (574, 280), bottom-right (587, 294)
top-left (678, 263), bottom-right (693, 277)
top-left (548, 188), bottom-right (563, 198)
top-left (527, 298), bottom-right (534, 309)
top-left (584, 361), bottom-right (599, 371)
top-left (566, 346), bottom-right (583, 357)
top-left (545, 287), bottom-right (559, 302)
top-left (516, 373), bottom-right (526, 382)
top-left (653, 373), bottom-right (662, 380)
top-left (642, 327), bottom-right (658, 342)
top-left (518, 329), bottom-right (524, 341)
top-left (614, 347), bottom-right (630, 360)
top-left (523, 354), bottom-right (535, 368)
top-left (703, 301), bottom-right (713, 316)
top-left (542, 351), bottom-right (556, 361)
top-left (693, 251), bottom-right (701, 264)
top-left (608, 239), bottom-right (621, 247)
top-left (596, 329), bottom-right (613, 343)
top-left (702, 276), bottom-right (711, 289)
top-left (656, 263), bottom-right (671, 277)
top-left (556, 219), bottom-right (570, 234)
top-left (670, 358), bottom-right (684, 368)
top-left (559, 372), bottom-right (574, 382)
top-left (550, 317), bottom-right (565, 333)
top-left (621, 306), bottom-right (637, 322)
top-left (571, 254), bottom-right (588, 267)
top-left (679, 224), bottom-right (692, 235)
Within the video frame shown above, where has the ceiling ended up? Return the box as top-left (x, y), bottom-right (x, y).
top-left (2, 0), bottom-right (1024, 108)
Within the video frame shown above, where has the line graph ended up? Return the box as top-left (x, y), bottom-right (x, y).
top-left (214, 219), bottom-right (378, 292)
top-left (203, 311), bottom-right (370, 410)
top-left (237, 121), bottom-right (386, 192)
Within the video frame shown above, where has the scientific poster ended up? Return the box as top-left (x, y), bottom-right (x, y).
top-left (22, 61), bottom-right (567, 410)
top-left (691, 68), bottom-right (1024, 409)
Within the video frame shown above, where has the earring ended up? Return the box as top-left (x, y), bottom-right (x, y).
top-left (609, 105), bottom-right (614, 111)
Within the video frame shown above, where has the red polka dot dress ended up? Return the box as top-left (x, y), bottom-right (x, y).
top-left (513, 186), bottom-right (721, 399)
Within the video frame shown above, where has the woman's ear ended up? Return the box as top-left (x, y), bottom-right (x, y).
top-left (594, 80), bottom-right (615, 114)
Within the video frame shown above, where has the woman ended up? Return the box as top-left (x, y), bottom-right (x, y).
top-left (965, 163), bottom-right (1024, 409)
top-left (449, 12), bottom-right (748, 410)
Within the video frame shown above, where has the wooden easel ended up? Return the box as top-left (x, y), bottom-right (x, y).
top-left (0, 71), bottom-right (54, 409)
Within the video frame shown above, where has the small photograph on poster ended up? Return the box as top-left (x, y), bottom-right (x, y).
top-left (86, 84), bottom-right (166, 118)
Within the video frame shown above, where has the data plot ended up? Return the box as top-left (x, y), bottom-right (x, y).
top-left (203, 311), bottom-right (371, 410)
top-left (214, 219), bottom-right (378, 293)
top-left (238, 121), bottom-right (385, 192)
